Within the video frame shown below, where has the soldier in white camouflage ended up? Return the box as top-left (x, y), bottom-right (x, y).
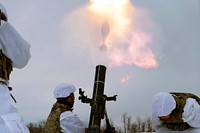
top-left (44, 83), bottom-right (85, 133)
top-left (0, 2), bottom-right (31, 133)
top-left (152, 92), bottom-right (200, 132)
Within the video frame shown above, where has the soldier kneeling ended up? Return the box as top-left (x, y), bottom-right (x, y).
top-left (152, 92), bottom-right (200, 132)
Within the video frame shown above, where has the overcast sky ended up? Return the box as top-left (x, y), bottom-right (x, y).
top-left (1, 0), bottom-right (200, 127)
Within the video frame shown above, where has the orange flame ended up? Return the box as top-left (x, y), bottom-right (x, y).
top-left (88, 0), bottom-right (158, 69)
top-left (62, 0), bottom-right (159, 84)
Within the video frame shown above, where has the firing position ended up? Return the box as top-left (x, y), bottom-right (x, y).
top-left (0, 2), bottom-right (31, 133)
top-left (44, 83), bottom-right (85, 133)
top-left (152, 92), bottom-right (200, 132)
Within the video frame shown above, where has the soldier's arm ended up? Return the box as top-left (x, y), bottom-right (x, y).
top-left (182, 98), bottom-right (200, 128)
top-left (60, 111), bottom-right (85, 133)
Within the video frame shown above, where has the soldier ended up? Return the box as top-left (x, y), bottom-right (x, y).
top-left (152, 92), bottom-right (200, 132)
top-left (44, 83), bottom-right (85, 133)
top-left (0, 2), bottom-right (31, 133)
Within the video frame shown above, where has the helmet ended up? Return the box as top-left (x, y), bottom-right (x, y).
top-left (54, 83), bottom-right (76, 98)
top-left (152, 92), bottom-right (176, 117)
